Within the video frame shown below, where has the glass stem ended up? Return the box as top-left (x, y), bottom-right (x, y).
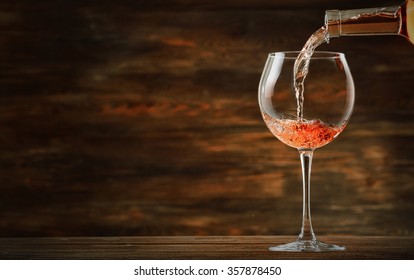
top-left (298, 149), bottom-right (317, 241)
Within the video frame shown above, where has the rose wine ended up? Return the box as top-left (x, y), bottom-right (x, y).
top-left (262, 113), bottom-right (345, 149)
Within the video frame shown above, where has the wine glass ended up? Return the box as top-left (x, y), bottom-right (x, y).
top-left (258, 51), bottom-right (354, 252)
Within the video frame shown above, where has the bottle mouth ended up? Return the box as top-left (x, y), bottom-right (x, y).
top-left (325, 10), bottom-right (341, 37)
top-left (324, 6), bottom-right (402, 37)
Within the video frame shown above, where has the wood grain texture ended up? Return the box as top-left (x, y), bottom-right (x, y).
top-left (1, 236), bottom-right (413, 259)
top-left (0, 0), bottom-right (413, 238)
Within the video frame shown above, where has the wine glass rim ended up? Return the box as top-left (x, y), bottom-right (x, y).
top-left (269, 51), bottom-right (345, 59)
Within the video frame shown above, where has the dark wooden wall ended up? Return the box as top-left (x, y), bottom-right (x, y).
top-left (0, 0), bottom-right (413, 237)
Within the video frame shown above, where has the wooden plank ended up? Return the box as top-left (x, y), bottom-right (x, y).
top-left (0, 1), bottom-right (413, 238)
top-left (1, 236), bottom-right (413, 259)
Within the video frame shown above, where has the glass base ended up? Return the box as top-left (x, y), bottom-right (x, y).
top-left (269, 239), bottom-right (345, 252)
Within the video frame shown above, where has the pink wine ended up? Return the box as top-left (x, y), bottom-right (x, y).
top-left (262, 113), bottom-right (345, 149)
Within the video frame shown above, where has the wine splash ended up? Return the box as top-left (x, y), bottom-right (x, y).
top-left (262, 112), bottom-right (345, 149)
top-left (294, 27), bottom-right (329, 120)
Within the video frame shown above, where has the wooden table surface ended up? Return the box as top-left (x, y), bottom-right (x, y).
top-left (0, 236), bottom-right (413, 260)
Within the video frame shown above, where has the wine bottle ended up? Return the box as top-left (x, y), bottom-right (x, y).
top-left (325, 0), bottom-right (414, 44)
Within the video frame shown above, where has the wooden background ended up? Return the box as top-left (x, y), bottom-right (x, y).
top-left (0, 0), bottom-right (413, 237)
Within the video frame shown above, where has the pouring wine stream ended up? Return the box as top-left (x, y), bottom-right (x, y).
top-left (294, 27), bottom-right (329, 121)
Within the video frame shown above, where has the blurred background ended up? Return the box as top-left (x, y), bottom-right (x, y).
top-left (0, 0), bottom-right (413, 237)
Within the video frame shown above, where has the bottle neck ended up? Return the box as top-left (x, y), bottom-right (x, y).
top-left (325, 6), bottom-right (402, 38)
